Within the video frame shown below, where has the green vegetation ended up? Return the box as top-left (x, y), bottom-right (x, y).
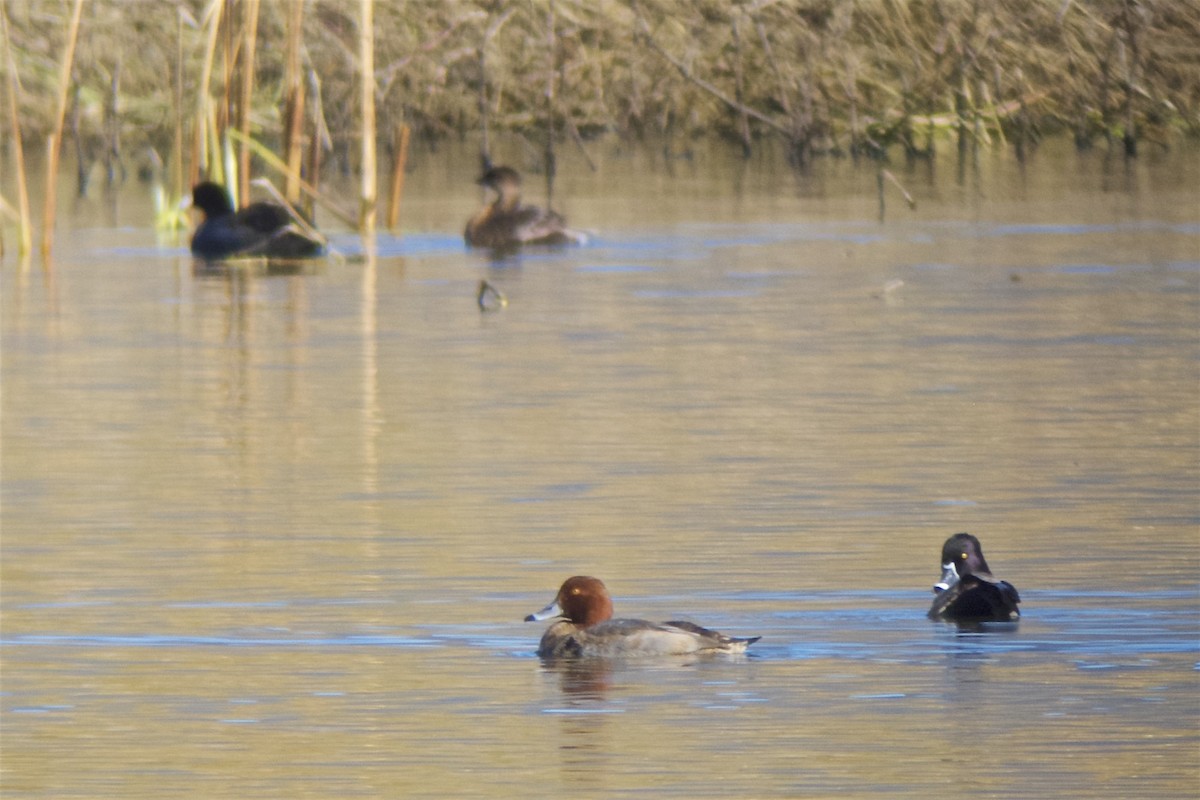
top-left (4, 0), bottom-right (1199, 196)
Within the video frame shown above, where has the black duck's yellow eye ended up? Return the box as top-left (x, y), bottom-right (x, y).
top-left (960, 552), bottom-right (968, 560)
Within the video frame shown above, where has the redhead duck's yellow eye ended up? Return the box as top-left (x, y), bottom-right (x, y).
top-left (571, 587), bottom-right (582, 595)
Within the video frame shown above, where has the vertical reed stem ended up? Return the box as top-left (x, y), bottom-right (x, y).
top-left (543, 0), bottom-right (557, 210)
top-left (478, 12), bottom-right (491, 171)
top-left (732, 12), bottom-right (752, 158)
top-left (194, 0), bottom-right (225, 185)
top-left (475, 8), bottom-right (514, 172)
top-left (236, 0), bottom-right (260, 204)
top-left (1, 0), bottom-right (31, 260)
top-left (40, 0), bottom-right (85, 262)
top-left (305, 68), bottom-right (327, 219)
top-left (358, 0), bottom-right (376, 235)
top-left (282, 0), bottom-right (305, 203)
top-left (105, 59), bottom-right (122, 185)
top-left (172, 10), bottom-right (184, 204)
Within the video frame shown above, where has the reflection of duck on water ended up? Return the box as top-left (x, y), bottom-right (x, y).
top-left (190, 182), bottom-right (325, 260)
top-left (464, 166), bottom-right (587, 250)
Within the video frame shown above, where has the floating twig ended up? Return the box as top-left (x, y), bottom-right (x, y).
top-left (477, 279), bottom-right (507, 312)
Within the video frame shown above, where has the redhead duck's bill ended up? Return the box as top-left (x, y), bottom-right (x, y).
top-left (928, 533), bottom-right (1021, 624)
top-left (525, 576), bottom-right (760, 659)
top-left (526, 599), bottom-right (565, 622)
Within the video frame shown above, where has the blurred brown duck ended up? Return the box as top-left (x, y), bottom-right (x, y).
top-left (464, 166), bottom-right (587, 250)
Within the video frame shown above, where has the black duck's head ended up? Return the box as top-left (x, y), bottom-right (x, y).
top-left (191, 182), bottom-right (236, 218)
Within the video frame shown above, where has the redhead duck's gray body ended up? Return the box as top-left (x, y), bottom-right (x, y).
top-left (526, 576), bottom-right (760, 658)
top-left (928, 533), bottom-right (1021, 623)
top-left (190, 182), bottom-right (324, 260)
top-left (464, 166), bottom-right (587, 250)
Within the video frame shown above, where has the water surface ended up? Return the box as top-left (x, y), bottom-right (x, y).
top-left (3, 141), bottom-right (1198, 797)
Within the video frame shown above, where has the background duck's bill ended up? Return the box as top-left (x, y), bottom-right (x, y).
top-left (933, 563), bottom-right (959, 594)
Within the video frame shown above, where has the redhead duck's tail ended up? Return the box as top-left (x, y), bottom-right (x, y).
top-left (663, 621), bottom-right (761, 653)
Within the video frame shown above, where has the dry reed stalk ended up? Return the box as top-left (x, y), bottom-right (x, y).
top-left (476, 7), bottom-right (516, 171)
top-left (104, 59), bottom-right (121, 184)
top-left (172, 10), bottom-right (185, 207)
top-left (193, 0), bottom-right (225, 186)
top-left (731, 12), bottom-right (752, 158)
top-left (39, 0), bottom-right (84, 262)
top-left (543, 0), bottom-right (557, 208)
top-left (69, 84), bottom-right (87, 195)
top-left (228, 128), bottom-right (355, 227)
top-left (249, 177), bottom-right (326, 246)
top-left (752, 7), bottom-right (798, 149)
top-left (632, 2), bottom-right (791, 139)
top-left (282, 0), bottom-right (305, 204)
top-left (305, 68), bottom-right (329, 219)
top-left (1, 1), bottom-right (32, 260)
top-left (386, 123), bottom-right (410, 231)
top-left (236, 0), bottom-right (260, 204)
top-left (359, 0), bottom-right (376, 236)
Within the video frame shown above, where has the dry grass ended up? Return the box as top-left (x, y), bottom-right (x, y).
top-left (2, 0), bottom-right (1197, 186)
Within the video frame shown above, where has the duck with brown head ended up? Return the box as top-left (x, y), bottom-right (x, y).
top-left (525, 576), bottom-right (760, 659)
top-left (464, 166), bottom-right (588, 251)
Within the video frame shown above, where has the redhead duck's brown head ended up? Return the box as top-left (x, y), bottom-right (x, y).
top-left (525, 575), bottom-right (614, 628)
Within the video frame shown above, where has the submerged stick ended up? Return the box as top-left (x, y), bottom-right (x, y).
top-left (40, 0), bottom-right (85, 262)
top-left (477, 279), bottom-right (507, 312)
top-left (386, 123), bottom-right (410, 231)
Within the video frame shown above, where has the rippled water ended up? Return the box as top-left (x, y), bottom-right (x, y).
top-left (3, 141), bottom-right (1198, 798)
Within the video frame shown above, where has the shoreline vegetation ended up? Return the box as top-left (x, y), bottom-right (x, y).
top-left (2, 0), bottom-right (1198, 260)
